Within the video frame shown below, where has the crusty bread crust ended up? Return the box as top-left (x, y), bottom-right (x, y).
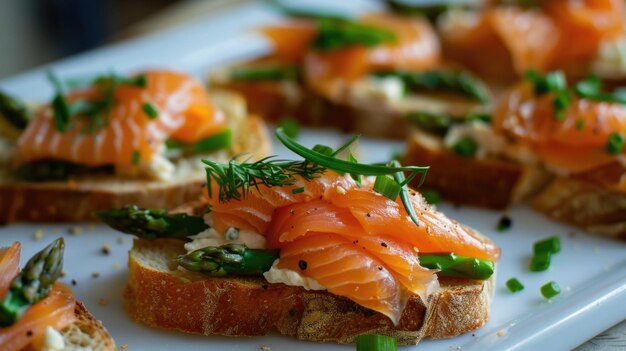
top-left (531, 177), bottom-right (626, 239)
top-left (0, 112), bottom-right (270, 223)
top-left (124, 239), bottom-right (495, 345)
top-left (58, 301), bottom-right (116, 351)
top-left (402, 132), bottom-right (551, 209)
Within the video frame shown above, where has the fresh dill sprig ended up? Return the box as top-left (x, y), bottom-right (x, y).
top-left (203, 155), bottom-right (326, 202)
top-left (203, 128), bottom-right (429, 227)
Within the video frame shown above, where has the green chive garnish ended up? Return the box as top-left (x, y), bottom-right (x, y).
top-left (165, 129), bottom-right (233, 155)
top-left (575, 119), bottom-right (585, 130)
top-left (373, 175), bottom-right (402, 200)
top-left (540, 281), bottom-right (561, 299)
top-left (606, 132), bottom-right (625, 155)
top-left (506, 278), bottom-right (524, 293)
top-left (279, 117), bottom-right (300, 139)
top-left (311, 18), bottom-right (397, 51)
top-left (142, 102), bottom-right (159, 120)
top-left (292, 187), bottom-right (305, 194)
top-left (231, 65), bottom-right (300, 81)
top-left (452, 137), bottom-right (478, 158)
top-left (312, 144), bottom-right (334, 156)
top-left (356, 334), bottom-right (397, 351)
top-left (529, 252), bottom-right (551, 272)
top-left (533, 236), bottom-right (561, 255)
top-left (552, 90), bottom-right (571, 121)
top-left (132, 151), bottom-right (141, 165)
top-left (496, 216), bottom-right (512, 232)
top-left (421, 189), bottom-right (441, 205)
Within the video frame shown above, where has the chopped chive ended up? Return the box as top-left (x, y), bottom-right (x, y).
top-left (529, 252), bottom-right (551, 272)
top-left (356, 334), bottom-right (397, 351)
top-left (533, 236), bottom-right (561, 255)
top-left (133, 74), bottom-right (147, 88)
top-left (506, 278), bottom-right (524, 293)
top-left (552, 90), bottom-right (571, 121)
top-left (142, 102), bottom-right (159, 120)
top-left (421, 189), bottom-right (441, 205)
top-left (467, 112), bottom-right (492, 124)
top-left (278, 117), bottom-right (300, 139)
top-left (575, 119), bottom-right (585, 130)
top-left (540, 281), bottom-right (561, 299)
top-left (452, 137), bottom-right (478, 157)
top-left (132, 150), bottom-right (141, 165)
top-left (606, 132), bottom-right (624, 155)
top-left (373, 175), bottom-right (402, 200)
top-left (231, 65), bottom-right (300, 81)
top-left (311, 18), bottom-right (397, 52)
top-left (312, 144), bottom-right (334, 156)
top-left (292, 187), bottom-right (305, 194)
top-left (496, 216), bottom-right (512, 232)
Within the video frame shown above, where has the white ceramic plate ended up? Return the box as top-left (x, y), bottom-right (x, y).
top-left (1, 1), bottom-right (625, 350)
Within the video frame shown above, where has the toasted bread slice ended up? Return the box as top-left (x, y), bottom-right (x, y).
top-left (402, 132), bottom-right (552, 209)
top-left (210, 66), bottom-right (416, 139)
top-left (0, 91), bottom-right (271, 223)
top-left (124, 238), bottom-right (495, 345)
top-left (531, 177), bottom-right (626, 239)
top-left (57, 301), bottom-right (116, 351)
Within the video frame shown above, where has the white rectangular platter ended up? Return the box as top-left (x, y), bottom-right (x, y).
top-left (1, 1), bottom-right (625, 350)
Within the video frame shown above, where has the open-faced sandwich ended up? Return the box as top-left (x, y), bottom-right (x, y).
top-left (1, 238), bottom-right (115, 351)
top-left (99, 128), bottom-right (500, 345)
top-left (210, 10), bottom-right (491, 140)
top-left (0, 70), bottom-right (270, 223)
top-left (404, 70), bottom-right (626, 238)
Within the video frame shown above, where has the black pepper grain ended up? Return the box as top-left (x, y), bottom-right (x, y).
top-left (298, 260), bottom-right (308, 271)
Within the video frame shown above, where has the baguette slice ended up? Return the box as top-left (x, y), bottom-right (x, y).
top-left (531, 177), bottom-right (626, 239)
top-left (124, 238), bottom-right (495, 345)
top-left (402, 132), bottom-right (552, 209)
top-left (210, 66), bottom-right (415, 139)
top-left (57, 301), bottom-right (116, 351)
top-left (0, 91), bottom-right (271, 223)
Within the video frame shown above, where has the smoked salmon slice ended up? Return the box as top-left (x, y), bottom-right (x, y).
top-left (494, 81), bottom-right (626, 173)
top-left (18, 70), bottom-right (226, 167)
top-left (0, 243), bottom-right (20, 300)
top-left (260, 13), bottom-right (441, 99)
top-left (276, 233), bottom-right (417, 324)
top-left (0, 283), bottom-right (76, 351)
top-left (440, 0), bottom-right (625, 80)
top-left (305, 13), bottom-right (441, 98)
top-left (207, 171), bottom-right (499, 322)
top-left (0, 244), bottom-right (76, 351)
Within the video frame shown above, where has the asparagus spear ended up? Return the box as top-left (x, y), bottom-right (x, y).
top-left (177, 244), bottom-right (279, 276)
top-left (230, 65), bottom-right (301, 82)
top-left (98, 207), bottom-right (495, 280)
top-left (418, 253), bottom-right (494, 280)
top-left (372, 69), bottom-right (490, 103)
top-left (177, 244), bottom-right (494, 280)
top-left (96, 205), bottom-right (209, 241)
top-left (0, 238), bottom-right (65, 327)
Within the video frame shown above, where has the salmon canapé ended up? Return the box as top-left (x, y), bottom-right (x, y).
top-left (0, 244), bottom-right (77, 351)
top-left (494, 80), bottom-right (626, 187)
top-left (440, 0), bottom-right (625, 82)
top-left (17, 70), bottom-right (227, 168)
top-left (261, 13), bottom-right (441, 98)
top-left (207, 172), bottom-right (500, 323)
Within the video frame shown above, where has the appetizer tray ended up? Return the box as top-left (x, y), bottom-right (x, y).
top-left (1, 1), bottom-right (625, 350)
